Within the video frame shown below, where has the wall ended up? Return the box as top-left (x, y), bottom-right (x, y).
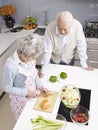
top-left (1, 0), bottom-right (98, 26)
top-left (0, 0), bottom-right (3, 27)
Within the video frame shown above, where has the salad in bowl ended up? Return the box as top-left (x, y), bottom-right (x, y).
top-left (61, 84), bottom-right (81, 108)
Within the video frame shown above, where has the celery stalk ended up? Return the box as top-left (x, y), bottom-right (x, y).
top-left (31, 115), bottom-right (64, 130)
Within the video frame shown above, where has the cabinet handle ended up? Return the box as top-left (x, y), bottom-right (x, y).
top-left (87, 49), bottom-right (98, 52)
top-left (75, 59), bottom-right (98, 64)
top-left (87, 60), bottom-right (98, 63)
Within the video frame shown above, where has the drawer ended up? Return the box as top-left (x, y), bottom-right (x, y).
top-left (87, 61), bottom-right (98, 68)
top-left (87, 51), bottom-right (98, 61)
top-left (87, 44), bottom-right (98, 50)
top-left (75, 60), bottom-right (98, 68)
top-left (74, 60), bottom-right (80, 67)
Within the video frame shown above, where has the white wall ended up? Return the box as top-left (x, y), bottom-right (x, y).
top-left (0, 1), bottom-right (3, 27)
top-left (2, 0), bottom-right (98, 26)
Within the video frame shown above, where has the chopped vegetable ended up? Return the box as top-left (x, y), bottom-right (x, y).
top-left (31, 115), bottom-right (64, 130)
top-left (40, 99), bottom-right (50, 110)
top-left (60, 72), bottom-right (67, 79)
top-left (49, 76), bottom-right (58, 83)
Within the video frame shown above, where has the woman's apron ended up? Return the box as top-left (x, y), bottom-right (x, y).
top-left (9, 58), bottom-right (38, 120)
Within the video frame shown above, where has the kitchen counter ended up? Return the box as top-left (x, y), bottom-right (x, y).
top-left (0, 26), bottom-right (46, 57)
top-left (0, 28), bottom-right (35, 56)
top-left (86, 37), bottom-right (98, 44)
top-left (13, 64), bottom-right (98, 130)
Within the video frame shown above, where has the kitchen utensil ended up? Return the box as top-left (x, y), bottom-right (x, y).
top-left (4, 26), bottom-right (23, 33)
top-left (33, 91), bottom-right (58, 113)
top-left (39, 91), bottom-right (56, 97)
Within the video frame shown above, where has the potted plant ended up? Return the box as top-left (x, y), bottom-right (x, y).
top-left (0, 5), bottom-right (16, 28)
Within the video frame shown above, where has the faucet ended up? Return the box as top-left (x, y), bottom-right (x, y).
top-left (43, 10), bottom-right (48, 26)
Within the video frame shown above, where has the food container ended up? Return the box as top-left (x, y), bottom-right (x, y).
top-left (56, 114), bottom-right (67, 130)
top-left (61, 84), bottom-right (81, 109)
top-left (70, 106), bottom-right (89, 125)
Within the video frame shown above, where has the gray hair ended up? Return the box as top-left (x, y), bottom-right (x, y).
top-left (15, 33), bottom-right (44, 57)
top-left (57, 11), bottom-right (73, 24)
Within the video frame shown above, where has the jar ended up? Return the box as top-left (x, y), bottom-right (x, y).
top-left (4, 15), bottom-right (15, 28)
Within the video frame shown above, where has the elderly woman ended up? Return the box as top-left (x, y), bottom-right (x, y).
top-left (2, 33), bottom-right (48, 120)
top-left (39, 11), bottom-right (93, 78)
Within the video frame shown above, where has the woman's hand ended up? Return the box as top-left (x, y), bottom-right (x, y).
top-left (26, 90), bottom-right (37, 98)
top-left (39, 87), bottom-right (49, 95)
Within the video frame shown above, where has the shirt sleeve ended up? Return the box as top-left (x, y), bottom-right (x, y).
top-left (2, 63), bottom-right (27, 97)
top-left (76, 24), bottom-right (88, 68)
top-left (40, 29), bottom-right (52, 74)
top-left (35, 75), bottom-right (43, 88)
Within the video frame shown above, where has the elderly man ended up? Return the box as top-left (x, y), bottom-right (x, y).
top-left (39, 11), bottom-right (93, 78)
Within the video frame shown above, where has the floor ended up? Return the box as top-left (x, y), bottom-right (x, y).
top-left (0, 93), bottom-right (16, 130)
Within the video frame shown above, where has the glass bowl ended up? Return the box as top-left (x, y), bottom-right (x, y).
top-left (70, 106), bottom-right (89, 125)
top-left (56, 114), bottom-right (67, 130)
top-left (61, 84), bottom-right (81, 109)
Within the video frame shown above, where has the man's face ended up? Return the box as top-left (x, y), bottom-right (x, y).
top-left (57, 19), bottom-right (71, 35)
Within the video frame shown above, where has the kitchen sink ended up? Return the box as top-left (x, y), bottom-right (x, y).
top-left (4, 26), bottom-right (23, 33)
top-left (33, 27), bottom-right (46, 35)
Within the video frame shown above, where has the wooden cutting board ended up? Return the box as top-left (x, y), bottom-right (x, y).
top-left (33, 91), bottom-right (58, 113)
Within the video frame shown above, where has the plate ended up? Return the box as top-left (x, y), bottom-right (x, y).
top-left (10, 26), bottom-right (23, 32)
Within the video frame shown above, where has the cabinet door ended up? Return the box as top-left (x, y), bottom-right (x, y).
top-left (0, 43), bottom-right (17, 96)
top-left (87, 43), bottom-right (98, 68)
top-left (75, 39), bottom-right (98, 68)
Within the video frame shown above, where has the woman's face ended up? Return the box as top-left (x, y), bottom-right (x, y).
top-left (18, 52), bottom-right (38, 63)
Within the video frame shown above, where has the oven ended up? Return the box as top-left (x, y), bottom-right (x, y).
top-left (83, 20), bottom-right (98, 38)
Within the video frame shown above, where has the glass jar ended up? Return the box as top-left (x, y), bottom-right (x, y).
top-left (4, 15), bottom-right (15, 28)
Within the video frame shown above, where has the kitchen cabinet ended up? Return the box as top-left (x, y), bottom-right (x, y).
top-left (0, 42), bottom-right (18, 96)
top-left (75, 38), bottom-right (98, 68)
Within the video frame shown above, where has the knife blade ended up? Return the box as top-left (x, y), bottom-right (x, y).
top-left (40, 91), bottom-right (55, 97)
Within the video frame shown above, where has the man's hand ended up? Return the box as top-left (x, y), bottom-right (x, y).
top-left (38, 72), bottom-right (45, 78)
top-left (84, 66), bottom-right (94, 71)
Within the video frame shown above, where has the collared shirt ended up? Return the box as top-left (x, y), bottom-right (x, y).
top-left (41, 24), bottom-right (88, 74)
top-left (2, 51), bottom-right (43, 97)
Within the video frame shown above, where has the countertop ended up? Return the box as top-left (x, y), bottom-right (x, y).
top-left (0, 26), bottom-right (46, 57)
top-left (13, 64), bottom-right (98, 130)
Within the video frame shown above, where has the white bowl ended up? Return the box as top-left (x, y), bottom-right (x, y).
top-left (61, 84), bottom-right (81, 109)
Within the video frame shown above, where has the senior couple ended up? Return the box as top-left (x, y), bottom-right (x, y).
top-left (2, 11), bottom-right (94, 120)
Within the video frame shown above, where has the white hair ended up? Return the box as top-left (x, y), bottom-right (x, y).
top-left (57, 11), bottom-right (73, 24)
top-left (14, 33), bottom-right (44, 56)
